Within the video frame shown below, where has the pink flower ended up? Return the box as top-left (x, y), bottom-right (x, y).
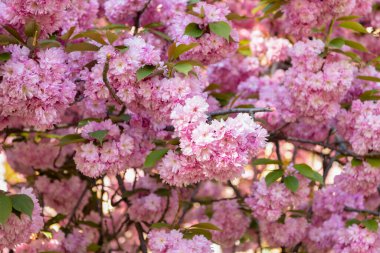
top-left (0, 188), bottom-right (43, 250)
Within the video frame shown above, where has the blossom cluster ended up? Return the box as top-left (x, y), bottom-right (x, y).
top-left (158, 96), bottom-right (268, 186)
top-left (0, 46), bottom-right (76, 130)
top-left (74, 120), bottom-right (135, 177)
top-left (0, 188), bottom-right (43, 250)
top-left (147, 229), bottom-right (213, 252)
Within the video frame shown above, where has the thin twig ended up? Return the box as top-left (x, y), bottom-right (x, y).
top-left (135, 222), bottom-right (148, 253)
top-left (103, 57), bottom-right (124, 105)
top-left (344, 206), bottom-right (380, 216)
top-left (67, 184), bottom-right (88, 227)
top-left (208, 107), bottom-right (272, 119)
top-left (133, 0), bottom-right (152, 35)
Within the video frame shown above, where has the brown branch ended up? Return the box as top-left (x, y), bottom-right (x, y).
top-left (344, 206), bottom-right (380, 216)
top-left (135, 222), bottom-right (148, 253)
top-left (103, 57), bottom-right (124, 105)
top-left (133, 0), bottom-right (152, 35)
top-left (208, 107), bottom-right (272, 119)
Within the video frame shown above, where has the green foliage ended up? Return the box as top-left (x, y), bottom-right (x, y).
top-left (59, 134), bottom-right (86, 146)
top-left (190, 222), bottom-right (221, 231)
top-left (87, 244), bottom-right (102, 252)
top-left (362, 219), bottom-right (379, 232)
top-left (105, 31), bottom-right (118, 45)
top-left (72, 30), bottom-right (108, 45)
top-left (88, 130), bottom-right (109, 145)
top-left (136, 65), bottom-right (156, 81)
top-left (343, 39), bottom-right (368, 52)
top-left (339, 21), bottom-right (368, 34)
top-left (209, 21), bottom-right (231, 41)
top-left (357, 76), bottom-right (380, 83)
top-left (366, 157), bottom-right (380, 168)
top-left (151, 222), bottom-right (171, 229)
top-left (174, 60), bottom-right (204, 75)
top-left (0, 193), bottom-right (12, 224)
top-left (265, 169), bottom-right (284, 186)
top-left (44, 213), bottom-right (66, 228)
top-left (0, 52), bottom-right (11, 61)
top-left (351, 158), bottom-right (363, 167)
top-left (24, 20), bottom-right (40, 38)
top-left (184, 23), bottom-right (204, 38)
top-left (168, 43), bottom-right (199, 61)
top-left (154, 188), bottom-right (171, 197)
top-left (328, 37), bottom-right (345, 48)
top-left (65, 42), bottom-right (100, 52)
top-left (10, 194), bottom-right (34, 218)
top-left (359, 90), bottom-right (380, 101)
top-left (284, 175), bottom-right (299, 193)
top-left (144, 148), bottom-right (169, 168)
top-left (252, 158), bottom-right (282, 166)
top-left (293, 164), bottom-right (323, 184)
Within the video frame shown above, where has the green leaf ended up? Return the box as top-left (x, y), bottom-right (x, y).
top-left (38, 39), bottom-right (61, 49)
top-left (359, 89), bottom-right (380, 101)
top-left (329, 37), bottom-right (345, 48)
top-left (337, 15), bottom-right (360, 21)
top-left (284, 176), bottom-right (299, 193)
top-left (72, 30), bottom-right (107, 45)
top-left (351, 158), bottom-right (363, 167)
top-left (366, 157), bottom-right (380, 168)
top-left (174, 61), bottom-right (193, 75)
top-left (209, 21), bottom-right (231, 41)
top-left (151, 222), bottom-right (171, 229)
top-left (339, 21), bottom-right (368, 34)
top-left (210, 92), bottom-right (235, 107)
top-left (41, 231), bottom-right (53, 239)
top-left (10, 194), bottom-right (34, 218)
top-left (0, 52), bottom-right (11, 61)
top-left (3, 25), bottom-right (25, 44)
top-left (0, 193), bottom-right (12, 224)
top-left (60, 134), bottom-right (86, 146)
top-left (154, 188), bottom-right (171, 197)
top-left (168, 43), bottom-right (199, 61)
top-left (344, 39), bottom-right (368, 52)
top-left (78, 118), bottom-right (102, 127)
top-left (345, 218), bottom-right (361, 227)
top-left (146, 28), bottom-right (172, 42)
top-left (144, 148), bottom-right (169, 168)
top-left (226, 13), bottom-right (247, 21)
top-left (60, 26), bottom-right (76, 41)
top-left (65, 42), bottom-right (100, 53)
top-left (24, 20), bottom-right (40, 38)
top-left (87, 243), bottom-right (101, 252)
top-left (183, 228), bottom-right (212, 240)
top-left (252, 158), bottom-right (282, 165)
top-left (357, 75), bottom-right (380, 82)
top-left (106, 31), bottom-right (118, 45)
top-left (0, 34), bottom-right (19, 46)
top-left (204, 83), bottom-right (220, 92)
top-left (293, 164), bottom-right (323, 184)
top-left (136, 65), bottom-right (156, 81)
top-left (190, 222), bottom-right (221, 231)
top-left (331, 48), bottom-right (361, 62)
top-left (45, 213), bottom-right (66, 227)
top-left (362, 219), bottom-right (378, 232)
top-left (184, 23), bottom-right (204, 38)
top-left (265, 170), bottom-right (284, 186)
top-left (88, 130), bottom-right (109, 145)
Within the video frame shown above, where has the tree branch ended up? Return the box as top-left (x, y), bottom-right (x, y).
top-left (133, 0), bottom-right (152, 35)
top-left (103, 57), bottom-right (124, 105)
top-left (344, 206), bottom-right (380, 216)
top-left (135, 222), bottom-right (148, 253)
top-left (208, 107), bottom-right (272, 119)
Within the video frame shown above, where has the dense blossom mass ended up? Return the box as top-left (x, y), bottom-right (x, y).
top-left (0, 0), bottom-right (380, 252)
